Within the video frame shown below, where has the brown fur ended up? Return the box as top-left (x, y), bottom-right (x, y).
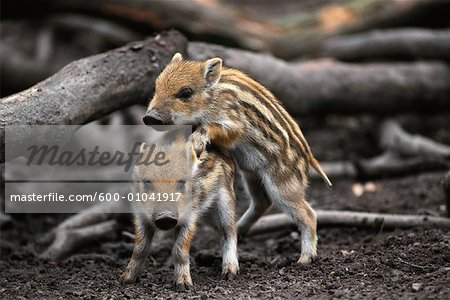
top-left (121, 129), bottom-right (238, 288)
top-left (144, 53), bottom-right (333, 266)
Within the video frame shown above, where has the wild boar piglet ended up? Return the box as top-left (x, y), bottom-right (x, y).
top-left (121, 129), bottom-right (238, 289)
top-left (144, 53), bottom-right (332, 265)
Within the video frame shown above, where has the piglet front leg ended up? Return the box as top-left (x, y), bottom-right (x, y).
top-left (173, 221), bottom-right (197, 290)
top-left (121, 218), bottom-right (155, 284)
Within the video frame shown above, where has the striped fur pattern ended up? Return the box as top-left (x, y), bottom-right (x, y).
top-left (145, 53), bottom-right (332, 266)
top-left (120, 130), bottom-right (238, 289)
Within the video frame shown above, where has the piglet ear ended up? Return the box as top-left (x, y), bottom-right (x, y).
top-left (204, 58), bottom-right (222, 88)
top-left (171, 52), bottom-right (183, 63)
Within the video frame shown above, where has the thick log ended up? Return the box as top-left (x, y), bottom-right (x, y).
top-left (322, 29), bottom-right (450, 61)
top-left (248, 211), bottom-right (450, 235)
top-left (0, 30), bottom-right (187, 162)
top-left (189, 42), bottom-right (450, 116)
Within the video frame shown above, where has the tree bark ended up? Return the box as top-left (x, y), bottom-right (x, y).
top-left (189, 42), bottom-right (450, 116)
top-left (322, 29), bottom-right (450, 61)
top-left (0, 30), bottom-right (187, 162)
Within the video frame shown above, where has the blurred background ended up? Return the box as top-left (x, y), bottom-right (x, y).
top-left (1, 0), bottom-right (450, 299)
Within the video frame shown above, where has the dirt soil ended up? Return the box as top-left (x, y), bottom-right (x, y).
top-left (1, 115), bottom-right (450, 299)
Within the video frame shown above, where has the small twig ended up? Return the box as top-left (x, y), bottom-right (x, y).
top-left (397, 256), bottom-right (435, 271)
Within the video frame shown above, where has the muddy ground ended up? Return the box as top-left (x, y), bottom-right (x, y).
top-left (1, 115), bottom-right (450, 299)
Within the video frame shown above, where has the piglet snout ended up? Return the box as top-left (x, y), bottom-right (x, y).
top-left (154, 211), bottom-right (178, 230)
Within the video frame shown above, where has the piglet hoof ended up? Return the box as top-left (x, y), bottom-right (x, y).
top-left (222, 264), bottom-right (239, 280)
top-left (174, 274), bottom-right (193, 291)
top-left (175, 281), bottom-right (193, 291)
top-left (222, 271), bottom-right (237, 281)
top-left (296, 254), bottom-right (316, 265)
top-left (120, 270), bottom-right (138, 285)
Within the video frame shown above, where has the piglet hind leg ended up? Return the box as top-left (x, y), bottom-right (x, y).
top-left (121, 218), bottom-right (155, 284)
top-left (173, 222), bottom-right (197, 290)
top-left (288, 198), bottom-right (317, 265)
top-left (216, 189), bottom-right (239, 279)
top-left (270, 185), bottom-right (318, 265)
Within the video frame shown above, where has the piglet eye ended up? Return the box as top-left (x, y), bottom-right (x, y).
top-left (176, 180), bottom-right (186, 192)
top-left (176, 88), bottom-right (194, 100)
top-left (143, 181), bottom-right (153, 192)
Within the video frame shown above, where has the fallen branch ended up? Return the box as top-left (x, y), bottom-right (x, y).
top-left (353, 120), bottom-right (450, 179)
top-left (322, 29), bottom-right (450, 61)
top-left (189, 42), bottom-right (450, 116)
top-left (310, 161), bottom-right (356, 180)
top-left (39, 200), bottom-right (129, 261)
top-left (356, 152), bottom-right (448, 180)
top-left (248, 210), bottom-right (450, 235)
top-left (39, 220), bottom-right (118, 261)
top-left (311, 119), bottom-right (450, 181)
top-left (50, 14), bottom-right (141, 46)
top-left (380, 120), bottom-right (450, 159)
top-left (0, 30), bottom-right (187, 162)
